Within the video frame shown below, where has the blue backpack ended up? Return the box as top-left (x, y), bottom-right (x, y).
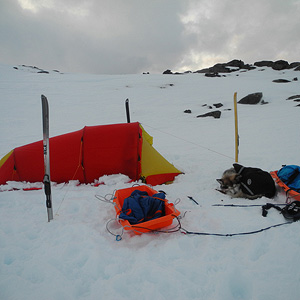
top-left (277, 165), bottom-right (300, 193)
top-left (119, 190), bottom-right (166, 225)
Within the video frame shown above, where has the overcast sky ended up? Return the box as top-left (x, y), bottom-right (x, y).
top-left (1, 0), bottom-right (300, 74)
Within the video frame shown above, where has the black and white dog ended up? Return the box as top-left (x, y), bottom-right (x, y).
top-left (217, 164), bottom-right (276, 199)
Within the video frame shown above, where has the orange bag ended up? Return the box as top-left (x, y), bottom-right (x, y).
top-left (271, 171), bottom-right (300, 202)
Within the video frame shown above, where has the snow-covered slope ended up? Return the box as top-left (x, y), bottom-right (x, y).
top-left (0, 63), bottom-right (299, 300)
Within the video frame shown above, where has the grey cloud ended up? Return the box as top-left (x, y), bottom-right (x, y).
top-left (177, 0), bottom-right (300, 71)
top-left (0, 0), bottom-right (189, 74)
top-left (0, 0), bottom-right (299, 74)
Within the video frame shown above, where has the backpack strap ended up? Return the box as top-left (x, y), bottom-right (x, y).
top-left (286, 169), bottom-right (300, 186)
top-left (233, 163), bottom-right (244, 175)
top-left (262, 203), bottom-right (282, 217)
top-left (233, 164), bottom-right (256, 196)
top-left (240, 182), bottom-right (255, 196)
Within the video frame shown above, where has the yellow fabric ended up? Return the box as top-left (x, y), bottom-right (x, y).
top-left (139, 124), bottom-right (153, 145)
top-left (0, 150), bottom-right (13, 168)
top-left (140, 125), bottom-right (181, 178)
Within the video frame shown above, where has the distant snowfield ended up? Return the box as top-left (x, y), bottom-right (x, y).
top-left (0, 63), bottom-right (299, 300)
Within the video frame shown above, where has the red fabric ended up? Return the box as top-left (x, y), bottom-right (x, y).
top-left (145, 173), bottom-right (181, 186)
top-left (82, 123), bottom-right (141, 183)
top-left (10, 129), bottom-right (85, 183)
top-left (50, 129), bottom-right (85, 183)
top-left (0, 123), bottom-right (142, 184)
top-left (14, 141), bottom-right (44, 182)
top-left (0, 152), bottom-right (20, 184)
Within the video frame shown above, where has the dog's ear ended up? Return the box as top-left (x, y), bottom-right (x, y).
top-left (217, 179), bottom-right (227, 188)
top-left (216, 179), bottom-right (223, 185)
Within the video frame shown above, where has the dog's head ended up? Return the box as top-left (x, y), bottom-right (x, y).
top-left (217, 168), bottom-right (240, 189)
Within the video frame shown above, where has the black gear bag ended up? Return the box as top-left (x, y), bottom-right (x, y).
top-left (262, 201), bottom-right (300, 222)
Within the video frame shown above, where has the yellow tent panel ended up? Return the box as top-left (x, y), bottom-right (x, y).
top-left (140, 125), bottom-right (181, 185)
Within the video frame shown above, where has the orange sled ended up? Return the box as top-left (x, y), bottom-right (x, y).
top-left (270, 171), bottom-right (300, 202)
top-left (113, 185), bottom-right (180, 235)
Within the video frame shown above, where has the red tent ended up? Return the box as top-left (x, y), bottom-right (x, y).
top-left (0, 122), bottom-right (181, 186)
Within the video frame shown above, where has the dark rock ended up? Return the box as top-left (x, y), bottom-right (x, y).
top-left (210, 63), bottom-right (232, 73)
top-left (272, 79), bottom-right (291, 83)
top-left (225, 59), bottom-right (245, 68)
top-left (286, 95), bottom-right (300, 100)
top-left (160, 83), bottom-right (174, 88)
top-left (238, 92), bottom-right (263, 105)
top-left (195, 59), bottom-right (256, 74)
top-left (254, 60), bottom-right (291, 71)
top-left (254, 60), bottom-right (274, 68)
top-left (293, 77), bottom-right (298, 81)
top-left (194, 68), bottom-right (209, 74)
top-left (184, 109), bottom-right (192, 114)
top-left (164, 59), bottom-right (300, 75)
top-left (38, 70), bottom-right (49, 74)
top-left (213, 103), bottom-right (223, 108)
top-left (163, 69), bottom-right (173, 74)
top-left (205, 72), bottom-right (221, 77)
top-left (288, 62), bottom-right (300, 69)
top-left (272, 60), bottom-right (289, 70)
top-left (224, 60), bottom-right (255, 70)
top-left (243, 64), bottom-right (256, 70)
top-left (197, 110), bottom-right (221, 119)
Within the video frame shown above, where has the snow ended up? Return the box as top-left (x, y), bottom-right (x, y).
top-left (0, 63), bottom-right (300, 300)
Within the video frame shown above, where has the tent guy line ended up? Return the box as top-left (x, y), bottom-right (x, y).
top-left (141, 123), bottom-right (235, 161)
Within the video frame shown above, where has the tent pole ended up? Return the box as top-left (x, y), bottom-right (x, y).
top-left (234, 92), bottom-right (239, 163)
top-left (125, 98), bottom-right (130, 123)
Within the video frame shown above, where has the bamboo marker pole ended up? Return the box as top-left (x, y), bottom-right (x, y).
top-left (234, 92), bottom-right (239, 162)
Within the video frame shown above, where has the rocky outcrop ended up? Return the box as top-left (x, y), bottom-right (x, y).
top-left (254, 60), bottom-right (274, 68)
top-left (286, 95), bottom-right (300, 101)
top-left (238, 93), bottom-right (263, 105)
top-left (13, 65), bottom-right (60, 74)
top-left (286, 95), bottom-right (300, 106)
top-left (197, 110), bottom-right (221, 119)
top-left (163, 69), bottom-right (173, 74)
top-left (163, 59), bottom-right (300, 75)
top-left (272, 79), bottom-right (291, 83)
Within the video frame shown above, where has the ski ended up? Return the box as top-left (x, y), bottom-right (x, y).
top-left (41, 95), bottom-right (53, 222)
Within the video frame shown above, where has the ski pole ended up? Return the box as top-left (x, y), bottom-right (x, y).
top-left (125, 98), bottom-right (130, 123)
